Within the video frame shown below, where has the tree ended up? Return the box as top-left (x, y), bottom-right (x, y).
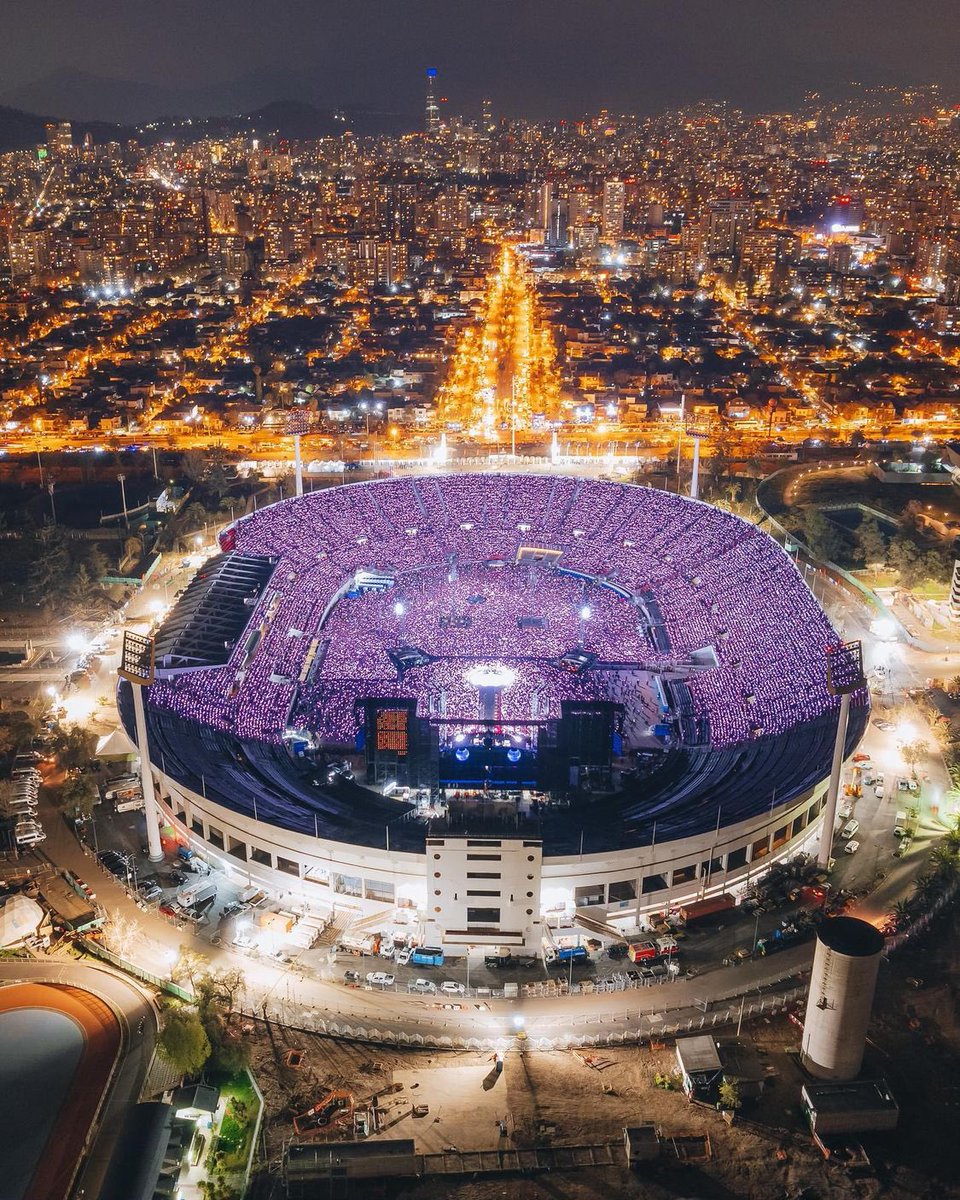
top-left (196, 968), bottom-right (249, 1074)
top-left (719, 1077), bottom-right (742, 1111)
top-left (57, 725), bottom-right (97, 772)
top-left (180, 450), bottom-right (208, 484)
top-left (82, 543), bottom-right (109, 584)
top-left (930, 845), bottom-right (959, 879)
top-left (802, 509), bottom-right (845, 563)
top-left (157, 1007), bottom-right (211, 1076)
top-left (206, 460), bottom-right (234, 501)
top-left (0, 711), bottom-right (40, 758)
top-left (856, 517), bottom-right (887, 567)
top-left (26, 523), bottom-right (72, 611)
top-left (59, 771), bottom-right (100, 818)
top-left (102, 911), bottom-right (142, 961)
top-left (171, 946), bottom-right (210, 991)
top-left (900, 739), bottom-right (929, 778)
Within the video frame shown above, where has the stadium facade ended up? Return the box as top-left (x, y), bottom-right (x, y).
top-left (122, 474), bottom-right (866, 949)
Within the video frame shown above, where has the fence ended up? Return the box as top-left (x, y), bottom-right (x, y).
top-left (241, 981), bottom-right (809, 1054)
top-left (79, 937), bottom-right (194, 1002)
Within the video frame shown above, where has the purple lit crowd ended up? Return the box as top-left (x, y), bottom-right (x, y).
top-left (147, 474), bottom-right (845, 749)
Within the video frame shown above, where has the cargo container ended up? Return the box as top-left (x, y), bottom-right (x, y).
top-left (677, 894), bottom-right (735, 924)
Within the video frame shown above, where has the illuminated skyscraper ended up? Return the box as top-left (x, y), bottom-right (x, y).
top-left (44, 121), bottom-right (72, 157)
top-left (425, 68), bottom-right (440, 133)
top-left (601, 179), bottom-right (625, 242)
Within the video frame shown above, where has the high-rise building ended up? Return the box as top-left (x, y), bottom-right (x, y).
top-left (44, 121), bottom-right (72, 157)
top-left (425, 68), bottom-right (440, 134)
top-left (481, 98), bottom-right (494, 134)
top-left (601, 179), bottom-right (626, 243)
top-left (703, 197), bottom-right (754, 258)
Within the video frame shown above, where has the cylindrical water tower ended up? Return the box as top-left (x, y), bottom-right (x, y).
top-left (800, 916), bottom-right (884, 1081)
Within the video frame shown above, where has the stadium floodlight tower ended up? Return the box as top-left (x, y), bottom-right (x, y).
top-left (819, 640), bottom-right (865, 870)
top-left (118, 629), bottom-right (164, 862)
top-left (287, 409), bottom-right (310, 498)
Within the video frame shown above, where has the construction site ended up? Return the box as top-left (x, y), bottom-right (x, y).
top-left (242, 905), bottom-right (960, 1200)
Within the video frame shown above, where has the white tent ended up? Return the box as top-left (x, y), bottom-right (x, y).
top-left (0, 896), bottom-right (44, 946)
top-left (95, 728), bottom-right (138, 760)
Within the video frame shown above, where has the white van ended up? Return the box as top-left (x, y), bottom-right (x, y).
top-left (841, 819), bottom-right (860, 840)
top-left (875, 784), bottom-right (884, 800)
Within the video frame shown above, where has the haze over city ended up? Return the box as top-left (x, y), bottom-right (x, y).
top-left (3, 1), bottom-right (960, 123)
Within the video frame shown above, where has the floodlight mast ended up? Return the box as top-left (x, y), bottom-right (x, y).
top-left (119, 630), bottom-right (164, 862)
top-left (818, 640), bottom-right (865, 870)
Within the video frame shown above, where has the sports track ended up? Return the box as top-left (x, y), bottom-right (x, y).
top-left (0, 982), bottom-right (121, 1200)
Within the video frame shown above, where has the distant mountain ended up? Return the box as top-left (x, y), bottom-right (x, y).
top-left (0, 66), bottom-right (415, 134)
top-left (0, 103), bottom-right (133, 152)
top-left (0, 68), bottom-right (190, 124)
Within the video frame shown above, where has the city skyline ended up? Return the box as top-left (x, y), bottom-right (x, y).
top-left (5, 0), bottom-right (960, 124)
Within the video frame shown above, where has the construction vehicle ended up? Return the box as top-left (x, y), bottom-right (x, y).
top-left (293, 1090), bottom-right (355, 1136)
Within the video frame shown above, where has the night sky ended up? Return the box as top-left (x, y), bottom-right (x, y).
top-left (5, 0), bottom-right (960, 124)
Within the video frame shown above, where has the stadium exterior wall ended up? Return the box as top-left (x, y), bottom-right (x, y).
top-left (153, 768), bottom-right (829, 930)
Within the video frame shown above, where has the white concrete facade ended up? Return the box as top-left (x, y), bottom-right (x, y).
top-left (154, 766), bottom-right (830, 941)
top-left (422, 835), bottom-right (543, 951)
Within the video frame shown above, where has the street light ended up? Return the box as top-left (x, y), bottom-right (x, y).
top-left (117, 473), bottom-right (129, 528)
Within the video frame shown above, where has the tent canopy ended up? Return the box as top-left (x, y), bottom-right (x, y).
top-left (96, 728), bottom-right (139, 760)
top-left (0, 896), bottom-right (44, 946)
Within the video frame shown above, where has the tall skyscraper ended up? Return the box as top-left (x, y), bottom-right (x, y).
top-left (425, 68), bottom-right (440, 134)
top-left (44, 121), bottom-right (72, 157)
top-left (481, 98), bottom-right (494, 134)
top-left (601, 179), bottom-right (626, 242)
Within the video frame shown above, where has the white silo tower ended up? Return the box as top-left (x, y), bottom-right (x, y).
top-left (800, 915), bottom-right (884, 1081)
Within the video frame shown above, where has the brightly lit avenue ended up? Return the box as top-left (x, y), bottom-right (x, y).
top-left (119, 473), bottom-right (867, 952)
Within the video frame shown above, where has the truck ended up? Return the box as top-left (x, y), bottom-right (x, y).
top-left (176, 880), bottom-right (217, 910)
top-left (547, 945), bottom-right (588, 966)
top-left (338, 932), bottom-right (380, 957)
top-left (677, 894), bottom-right (735, 924)
top-left (115, 792), bottom-right (145, 813)
top-left (104, 775), bottom-right (140, 801)
top-left (410, 946), bottom-right (445, 967)
top-left (629, 940), bottom-right (676, 962)
top-left (176, 846), bottom-right (211, 874)
top-left (484, 949), bottom-right (538, 969)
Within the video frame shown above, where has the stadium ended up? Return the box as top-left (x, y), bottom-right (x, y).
top-left (121, 473), bottom-right (867, 950)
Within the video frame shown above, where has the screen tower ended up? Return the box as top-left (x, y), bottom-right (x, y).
top-left (425, 68), bottom-right (440, 133)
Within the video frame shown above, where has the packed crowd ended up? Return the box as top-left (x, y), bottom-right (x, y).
top-left (146, 474), bottom-right (850, 750)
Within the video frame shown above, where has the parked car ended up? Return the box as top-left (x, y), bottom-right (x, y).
top-left (365, 971), bottom-right (395, 987)
top-left (838, 803), bottom-right (853, 821)
top-left (440, 981), bottom-right (465, 995)
top-left (852, 752), bottom-right (871, 763)
top-left (395, 947), bottom-right (413, 967)
top-left (844, 840), bottom-right (861, 855)
top-left (409, 978), bottom-right (437, 993)
top-left (137, 882), bottom-right (163, 902)
top-left (873, 719), bottom-right (896, 732)
top-left (841, 820), bottom-right (859, 840)
top-left (343, 970), bottom-right (361, 984)
top-left (898, 779), bottom-right (919, 794)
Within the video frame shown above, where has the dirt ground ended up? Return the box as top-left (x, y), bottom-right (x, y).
top-left (247, 907), bottom-right (960, 1200)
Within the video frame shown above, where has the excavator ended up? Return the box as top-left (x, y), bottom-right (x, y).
top-left (293, 1090), bottom-right (355, 1137)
